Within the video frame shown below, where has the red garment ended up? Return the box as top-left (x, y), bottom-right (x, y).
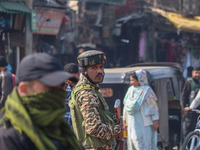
top-left (166, 40), bottom-right (177, 62)
top-left (12, 74), bottom-right (16, 86)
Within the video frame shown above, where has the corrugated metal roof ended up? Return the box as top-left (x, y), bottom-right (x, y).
top-left (0, 1), bottom-right (30, 13)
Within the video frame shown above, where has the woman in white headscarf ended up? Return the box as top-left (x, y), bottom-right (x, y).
top-left (123, 69), bottom-right (159, 150)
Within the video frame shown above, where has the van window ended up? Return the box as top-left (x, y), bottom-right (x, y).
top-left (167, 79), bottom-right (175, 101)
top-left (167, 78), bottom-right (180, 101)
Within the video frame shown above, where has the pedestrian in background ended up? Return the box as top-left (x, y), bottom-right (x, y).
top-left (69, 50), bottom-right (122, 149)
top-left (0, 56), bottom-right (14, 109)
top-left (6, 64), bottom-right (16, 86)
top-left (123, 70), bottom-right (159, 150)
top-left (187, 66), bottom-right (194, 78)
top-left (181, 66), bottom-right (200, 138)
top-left (64, 63), bottom-right (80, 127)
top-left (0, 53), bottom-right (82, 150)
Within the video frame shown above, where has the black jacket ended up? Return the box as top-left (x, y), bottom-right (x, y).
top-left (181, 78), bottom-right (200, 107)
top-left (0, 124), bottom-right (70, 150)
top-left (0, 68), bottom-right (14, 108)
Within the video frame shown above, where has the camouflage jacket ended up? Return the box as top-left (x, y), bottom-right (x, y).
top-left (73, 76), bottom-right (121, 146)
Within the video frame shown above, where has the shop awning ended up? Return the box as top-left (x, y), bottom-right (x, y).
top-left (152, 8), bottom-right (200, 33)
top-left (0, 1), bottom-right (30, 13)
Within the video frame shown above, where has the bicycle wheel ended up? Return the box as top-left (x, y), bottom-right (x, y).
top-left (182, 131), bottom-right (200, 150)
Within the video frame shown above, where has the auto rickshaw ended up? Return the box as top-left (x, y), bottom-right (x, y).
top-left (100, 62), bottom-right (183, 150)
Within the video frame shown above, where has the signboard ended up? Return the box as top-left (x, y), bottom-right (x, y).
top-left (31, 7), bottom-right (65, 35)
top-left (0, 15), bottom-right (11, 30)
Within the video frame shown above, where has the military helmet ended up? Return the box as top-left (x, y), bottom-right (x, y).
top-left (77, 50), bottom-right (107, 67)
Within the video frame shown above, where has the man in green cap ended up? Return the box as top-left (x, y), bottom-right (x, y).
top-left (69, 50), bottom-right (122, 150)
top-left (0, 53), bottom-right (82, 150)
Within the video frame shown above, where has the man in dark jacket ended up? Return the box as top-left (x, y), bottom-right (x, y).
top-left (0, 53), bottom-right (82, 150)
top-left (181, 66), bottom-right (200, 139)
top-left (0, 56), bottom-right (14, 109)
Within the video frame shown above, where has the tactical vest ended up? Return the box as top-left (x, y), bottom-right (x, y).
top-left (69, 83), bottom-right (115, 149)
top-left (187, 78), bottom-right (200, 104)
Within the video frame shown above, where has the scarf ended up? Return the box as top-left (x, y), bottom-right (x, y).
top-left (1, 88), bottom-right (81, 150)
top-left (124, 85), bottom-right (150, 114)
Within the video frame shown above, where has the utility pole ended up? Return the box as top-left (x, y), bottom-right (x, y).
top-left (153, 0), bottom-right (157, 7)
top-left (25, 0), bottom-right (33, 55)
top-left (179, 0), bottom-right (182, 14)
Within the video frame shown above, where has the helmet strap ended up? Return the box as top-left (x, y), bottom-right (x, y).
top-left (81, 67), bottom-right (96, 84)
top-left (82, 66), bottom-right (104, 84)
top-left (85, 74), bottom-right (96, 84)
top-left (81, 67), bottom-right (86, 75)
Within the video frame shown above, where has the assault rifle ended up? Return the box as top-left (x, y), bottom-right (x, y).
top-left (114, 99), bottom-right (123, 150)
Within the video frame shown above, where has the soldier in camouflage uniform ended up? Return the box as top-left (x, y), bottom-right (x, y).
top-left (69, 50), bottom-right (122, 150)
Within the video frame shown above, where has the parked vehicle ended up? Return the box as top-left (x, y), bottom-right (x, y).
top-left (100, 62), bottom-right (183, 149)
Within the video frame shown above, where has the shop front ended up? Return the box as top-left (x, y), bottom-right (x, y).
top-left (0, 1), bottom-right (30, 73)
top-left (153, 8), bottom-right (200, 79)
